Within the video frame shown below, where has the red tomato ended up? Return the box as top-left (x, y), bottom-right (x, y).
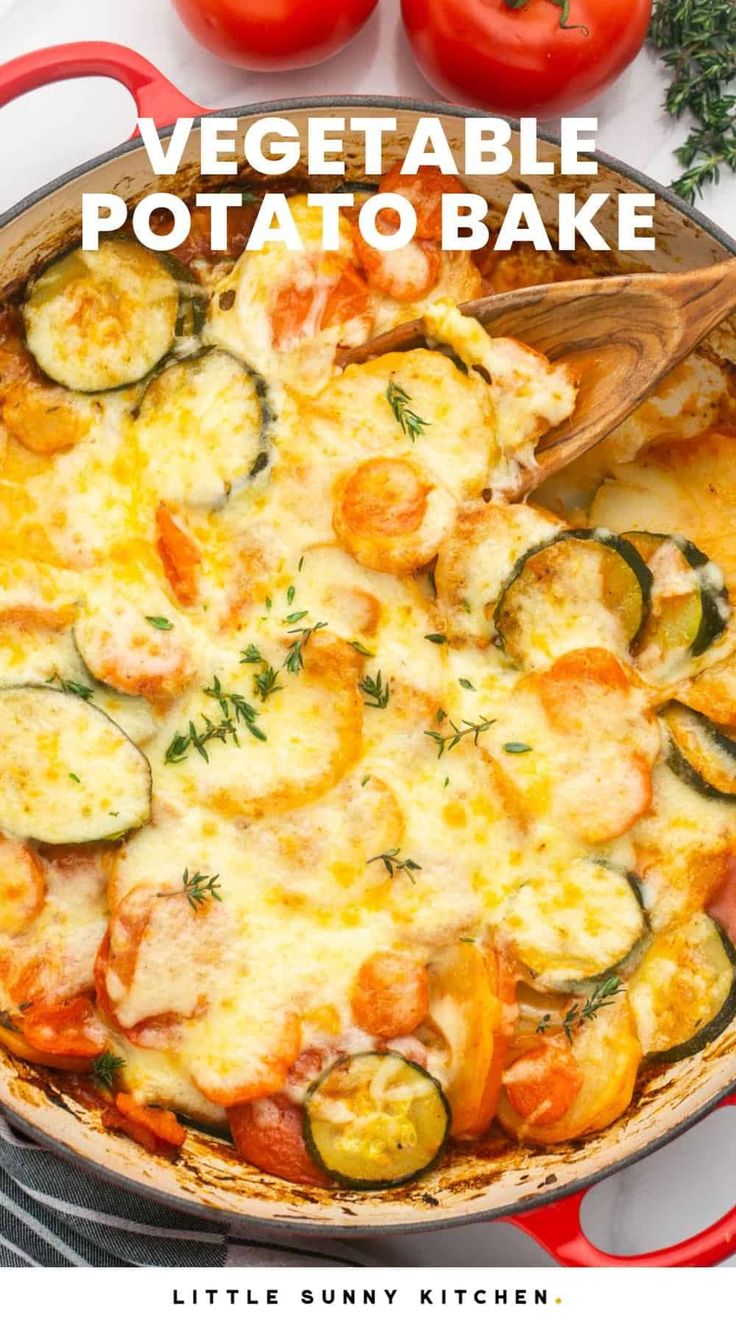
top-left (171, 0), bottom-right (380, 71)
top-left (400, 0), bottom-right (652, 119)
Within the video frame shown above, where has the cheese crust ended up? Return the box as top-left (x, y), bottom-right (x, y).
top-left (0, 173), bottom-right (735, 1185)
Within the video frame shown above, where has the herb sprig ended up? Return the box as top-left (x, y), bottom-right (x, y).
top-left (386, 380), bottom-right (430, 443)
top-left (160, 867), bottom-right (222, 911)
top-left (284, 621), bottom-right (328, 675)
top-left (91, 1051), bottom-right (126, 1092)
top-left (359, 671), bottom-right (390, 709)
top-left (650, 0), bottom-right (736, 201)
top-left (46, 673), bottom-right (93, 702)
top-left (164, 677), bottom-right (266, 764)
top-left (536, 977), bottom-right (623, 1043)
top-left (425, 714), bottom-right (496, 759)
top-left (367, 848), bottom-right (422, 884)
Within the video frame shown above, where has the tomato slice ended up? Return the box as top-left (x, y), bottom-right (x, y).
top-left (379, 165), bottom-right (467, 242)
top-left (22, 994), bottom-right (107, 1059)
top-left (229, 1094), bottom-right (331, 1186)
top-left (271, 264), bottom-right (371, 350)
top-left (321, 266), bottom-right (371, 330)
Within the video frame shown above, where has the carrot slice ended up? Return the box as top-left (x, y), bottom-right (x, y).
top-left (535, 647), bottom-right (632, 733)
top-left (114, 1092), bottom-right (186, 1147)
top-left (155, 503), bottom-right (201, 607)
top-left (503, 1041), bottom-right (583, 1124)
top-left (351, 951), bottom-right (428, 1038)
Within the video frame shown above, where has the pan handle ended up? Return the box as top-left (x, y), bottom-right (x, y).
top-left (503, 1092), bottom-right (736, 1266)
top-left (0, 42), bottom-right (207, 131)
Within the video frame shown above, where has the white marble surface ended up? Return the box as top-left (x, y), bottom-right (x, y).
top-left (1, 0), bottom-right (735, 1269)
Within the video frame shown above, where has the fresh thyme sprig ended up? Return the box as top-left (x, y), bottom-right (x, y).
top-left (164, 677), bottom-right (266, 764)
top-left (91, 1051), bottom-right (126, 1092)
top-left (241, 645), bottom-right (284, 700)
top-left (536, 977), bottom-right (623, 1043)
top-left (386, 380), bottom-right (430, 443)
top-left (159, 867), bottom-right (222, 911)
top-left (284, 621), bottom-right (328, 675)
top-left (46, 673), bottom-right (93, 702)
top-left (425, 714), bottom-right (496, 759)
top-left (253, 665), bottom-right (283, 701)
top-left (650, 0), bottom-right (736, 201)
top-left (359, 671), bottom-right (390, 709)
top-left (367, 848), bottom-right (422, 884)
top-left (240, 613), bottom-right (328, 697)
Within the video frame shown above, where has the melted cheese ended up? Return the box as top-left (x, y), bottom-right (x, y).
top-left (0, 201), bottom-right (734, 1152)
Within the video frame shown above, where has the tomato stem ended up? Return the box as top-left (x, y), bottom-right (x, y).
top-left (503, 0), bottom-right (589, 34)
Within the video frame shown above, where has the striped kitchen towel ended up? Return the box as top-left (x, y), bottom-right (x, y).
top-left (0, 1113), bottom-right (374, 1268)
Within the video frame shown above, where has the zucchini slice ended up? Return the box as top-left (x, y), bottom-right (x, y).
top-left (303, 1052), bottom-right (450, 1189)
top-left (628, 912), bottom-right (736, 1062)
top-left (494, 529), bottom-right (652, 670)
top-left (0, 685), bottom-right (151, 843)
top-left (663, 701), bottom-right (736, 801)
top-left (22, 240), bottom-right (180, 392)
top-left (625, 531), bottom-right (728, 676)
top-left (502, 860), bottom-right (648, 992)
top-left (132, 348), bottom-right (272, 508)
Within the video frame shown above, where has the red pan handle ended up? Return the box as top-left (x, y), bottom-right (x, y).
top-left (0, 41), bottom-right (207, 131)
top-left (503, 1091), bottom-right (736, 1266)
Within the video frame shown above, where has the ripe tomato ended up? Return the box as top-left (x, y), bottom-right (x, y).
top-left (400, 0), bottom-right (652, 119)
top-left (171, 0), bottom-right (380, 71)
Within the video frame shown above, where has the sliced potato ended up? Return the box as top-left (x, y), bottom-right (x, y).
top-left (590, 430), bottom-right (736, 589)
top-left (156, 633), bottom-right (363, 819)
top-left (497, 993), bottom-right (642, 1144)
top-left (434, 502), bottom-right (563, 644)
top-left (425, 942), bottom-right (512, 1138)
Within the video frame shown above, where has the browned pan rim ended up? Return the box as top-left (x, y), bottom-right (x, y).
top-left (0, 1069), bottom-right (733, 1239)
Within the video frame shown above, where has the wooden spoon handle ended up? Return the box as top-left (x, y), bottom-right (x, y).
top-left (665, 257), bottom-right (736, 355)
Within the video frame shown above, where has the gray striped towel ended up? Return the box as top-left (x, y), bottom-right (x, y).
top-left (0, 1112), bottom-right (374, 1268)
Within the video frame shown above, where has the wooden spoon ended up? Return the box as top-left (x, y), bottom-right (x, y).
top-left (338, 258), bottom-right (736, 499)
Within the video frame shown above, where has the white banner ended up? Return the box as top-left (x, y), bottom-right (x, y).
top-left (0, 1265), bottom-right (732, 1322)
